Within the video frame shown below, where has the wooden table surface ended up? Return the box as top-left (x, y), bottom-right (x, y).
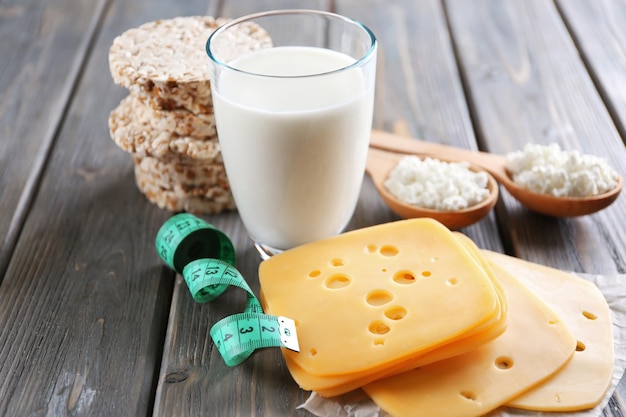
top-left (1, 0), bottom-right (625, 415)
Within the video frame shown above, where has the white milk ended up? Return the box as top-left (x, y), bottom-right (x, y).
top-left (212, 46), bottom-right (375, 250)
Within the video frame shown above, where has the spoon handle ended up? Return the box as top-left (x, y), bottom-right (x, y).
top-left (370, 130), bottom-right (509, 183)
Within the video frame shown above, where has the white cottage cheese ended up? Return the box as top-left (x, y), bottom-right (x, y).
top-left (505, 143), bottom-right (618, 197)
top-left (384, 156), bottom-right (490, 211)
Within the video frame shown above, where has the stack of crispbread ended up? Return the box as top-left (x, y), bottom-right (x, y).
top-left (107, 16), bottom-right (271, 213)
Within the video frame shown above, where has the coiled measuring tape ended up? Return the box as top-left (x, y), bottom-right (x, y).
top-left (155, 213), bottom-right (299, 366)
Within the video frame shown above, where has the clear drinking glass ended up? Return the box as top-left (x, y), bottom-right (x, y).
top-left (206, 9), bottom-right (377, 259)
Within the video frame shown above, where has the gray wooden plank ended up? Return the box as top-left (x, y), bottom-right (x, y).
top-left (339, 0), bottom-right (476, 147)
top-left (556, 0), bottom-right (626, 142)
top-left (444, 0), bottom-right (625, 412)
top-left (0, 0), bottom-right (104, 281)
top-left (219, 0), bottom-right (331, 17)
top-left (0, 0), bottom-right (222, 415)
top-left (444, 0), bottom-right (626, 274)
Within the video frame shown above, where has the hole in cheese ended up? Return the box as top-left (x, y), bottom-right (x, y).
top-left (460, 391), bottom-right (478, 401)
top-left (366, 290), bottom-right (394, 306)
top-left (393, 271), bottom-right (416, 284)
top-left (384, 306), bottom-right (407, 320)
top-left (369, 321), bottom-right (391, 335)
top-left (365, 244), bottom-right (377, 253)
top-left (308, 270), bottom-right (321, 278)
top-left (582, 310), bottom-right (597, 320)
top-left (380, 245), bottom-right (399, 257)
top-left (576, 340), bottom-right (586, 352)
top-left (495, 356), bottom-right (514, 370)
top-left (446, 277), bottom-right (459, 286)
top-left (373, 338), bottom-right (385, 346)
top-left (310, 348), bottom-right (317, 356)
top-left (330, 258), bottom-right (344, 267)
top-left (324, 274), bottom-right (351, 289)
top-left (421, 270), bottom-right (432, 277)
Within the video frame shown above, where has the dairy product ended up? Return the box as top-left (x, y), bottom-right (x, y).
top-left (505, 143), bottom-right (618, 197)
top-left (258, 219), bottom-right (613, 413)
top-left (259, 218), bottom-right (506, 380)
top-left (484, 251), bottom-right (614, 411)
top-left (272, 228), bottom-right (508, 397)
top-left (212, 46), bottom-right (375, 250)
top-left (384, 155), bottom-right (490, 211)
top-left (363, 260), bottom-right (576, 417)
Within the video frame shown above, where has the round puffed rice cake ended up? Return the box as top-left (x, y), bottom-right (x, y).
top-left (132, 154), bottom-right (229, 188)
top-left (132, 93), bottom-right (216, 138)
top-left (108, 16), bottom-right (271, 114)
top-left (133, 155), bottom-right (235, 213)
top-left (108, 94), bottom-right (221, 162)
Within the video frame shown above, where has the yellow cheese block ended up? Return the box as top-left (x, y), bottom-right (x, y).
top-left (259, 219), bottom-right (504, 377)
top-left (483, 251), bottom-right (615, 412)
top-left (278, 232), bottom-right (508, 397)
top-left (363, 258), bottom-right (576, 417)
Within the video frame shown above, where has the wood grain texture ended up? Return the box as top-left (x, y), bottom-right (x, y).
top-left (445, 0), bottom-right (626, 274)
top-left (219, 0), bottom-right (331, 18)
top-left (1, 0), bottom-right (623, 415)
top-left (556, 0), bottom-right (626, 141)
top-left (0, 0), bottom-right (220, 415)
top-left (338, 0), bottom-right (476, 148)
top-left (0, 0), bottom-right (106, 282)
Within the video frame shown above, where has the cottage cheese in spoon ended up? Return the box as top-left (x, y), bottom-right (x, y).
top-left (384, 156), bottom-right (490, 211)
top-left (505, 143), bottom-right (618, 197)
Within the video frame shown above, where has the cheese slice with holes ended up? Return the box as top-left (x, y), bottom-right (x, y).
top-left (276, 233), bottom-right (507, 396)
top-left (259, 218), bottom-right (505, 378)
top-left (363, 260), bottom-right (576, 417)
top-left (482, 251), bottom-right (614, 412)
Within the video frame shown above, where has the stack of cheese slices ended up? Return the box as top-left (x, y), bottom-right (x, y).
top-left (107, 16), bottom-right (271, 214)
top-left (259, 219), bottom-right (614, 417)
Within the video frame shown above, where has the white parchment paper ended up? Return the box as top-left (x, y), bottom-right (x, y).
top-left (298, 272), bottom-right (626, 417)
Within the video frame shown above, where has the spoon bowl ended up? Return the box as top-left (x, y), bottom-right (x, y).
top-left (493, 171), bottom-right (623, 217)
top-left (370, 130), bottom-right (623, 217)
top-left (366, 147), bottom-right (499, 230)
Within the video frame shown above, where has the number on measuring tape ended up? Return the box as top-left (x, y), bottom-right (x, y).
top-left (211, 313), bottom-right (300, 366)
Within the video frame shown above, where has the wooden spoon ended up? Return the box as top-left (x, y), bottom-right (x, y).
top-left (366, 147), bottom-right (499, 230)
top-left (370, 130), bottom-right (623, 217)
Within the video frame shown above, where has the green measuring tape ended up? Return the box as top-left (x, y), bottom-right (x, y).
top-left (155, 213), bottom-right (299, 366)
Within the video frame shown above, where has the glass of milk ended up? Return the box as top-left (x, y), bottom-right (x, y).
top-left (207, 10), bottom-right (377, 259)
